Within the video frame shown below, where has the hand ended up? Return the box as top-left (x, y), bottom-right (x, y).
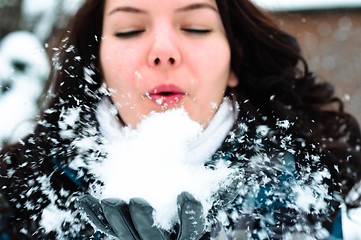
top-left (78, 192), bottom-right (206, 240)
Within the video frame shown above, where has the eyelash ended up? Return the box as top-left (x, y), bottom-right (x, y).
top-left (115, 30), bottom-right (145, 38)
top-left (182, 28), bottom-right (212, 34)
top-left (114, 28), bottom-right (212, 38)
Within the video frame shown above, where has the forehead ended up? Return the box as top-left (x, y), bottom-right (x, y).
top-left (103, 0), bottom-right (218, 14)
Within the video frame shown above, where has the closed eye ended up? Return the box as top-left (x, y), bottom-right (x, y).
top-left (115, 30), bottom-right (145, 38)
top-left (182, 28), bottom-right (212, 34)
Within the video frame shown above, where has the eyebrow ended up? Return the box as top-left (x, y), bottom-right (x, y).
top-left (107, 2), bottom-right (217, 16)
top-left (175, 3), bottom-right (218, 13)
top-left (108, 6), bottom-right (147, 16)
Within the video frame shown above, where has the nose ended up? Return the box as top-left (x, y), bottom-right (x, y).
top-left (148, 32), bottom-right (181, 69)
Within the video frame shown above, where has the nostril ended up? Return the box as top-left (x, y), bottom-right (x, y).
top-left (153, 57), bottom-right (175, 65)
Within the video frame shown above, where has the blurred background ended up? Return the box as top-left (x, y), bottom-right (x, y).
top-left (0, 0), bottom-right (360, 147)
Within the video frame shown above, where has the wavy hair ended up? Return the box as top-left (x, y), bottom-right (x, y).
top-left (216, 1), bottom-right (361, 206)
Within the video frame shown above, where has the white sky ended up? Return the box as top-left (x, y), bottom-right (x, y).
top-left (251, 0), bottom-right (361, 11)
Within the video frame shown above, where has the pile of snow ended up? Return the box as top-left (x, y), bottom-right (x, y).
top-left (88, 108), bottom-right (236, 230)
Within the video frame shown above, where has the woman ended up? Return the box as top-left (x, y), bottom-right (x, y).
top-left (1, 0), bottom-right (361, 239)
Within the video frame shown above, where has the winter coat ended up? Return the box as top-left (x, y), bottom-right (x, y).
top-left (0, 107), bottom-right (344, 240)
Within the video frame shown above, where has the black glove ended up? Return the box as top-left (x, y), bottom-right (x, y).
top-left (78, 192), bottom-right (206, 240)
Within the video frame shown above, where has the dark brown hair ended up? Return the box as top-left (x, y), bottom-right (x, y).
top-left (216, 1), bottom-right (361, 207)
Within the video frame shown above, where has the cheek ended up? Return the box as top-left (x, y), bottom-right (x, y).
top-left (196, 38), bottom-right (230, 72)
top-left (101, 43), bottom-right (138, 89)
top-left (196, 43), bottom-right (231, 87)
top-left (101, 40), bottom-right (139, 73)
top-left (197, 43), bottom-right (232, 103)
top-left (100, 43), bottom-right (118, 80)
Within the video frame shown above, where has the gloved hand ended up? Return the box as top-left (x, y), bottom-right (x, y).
top-left (78, 192), bottom-right (206, 240)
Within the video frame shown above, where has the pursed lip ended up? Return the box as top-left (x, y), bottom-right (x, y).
top-left (146, 84), bottom-right (186, 106)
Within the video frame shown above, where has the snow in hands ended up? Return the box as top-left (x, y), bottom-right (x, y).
top-left (87, 108), bottom-right (237, 231)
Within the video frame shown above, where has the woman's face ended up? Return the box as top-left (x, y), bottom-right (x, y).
top-left (100, 0), bottom-right (238, 127)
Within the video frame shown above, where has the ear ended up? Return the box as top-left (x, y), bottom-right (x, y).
top-left (227, 71), bottom-right (238, 87)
